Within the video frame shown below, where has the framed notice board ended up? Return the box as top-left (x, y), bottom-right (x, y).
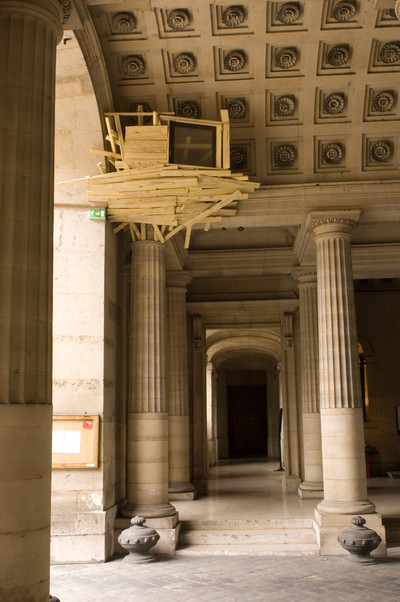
top-left (52, 415), bottom-right (99, 468)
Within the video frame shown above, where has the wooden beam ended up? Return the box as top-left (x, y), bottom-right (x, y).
top-left (113, 222), bottom-right (128, 234)
top-left (90, 148), bottom-right (122, 160)
top-left (184, 225), bottom-right (192, 249)
top-left (164, 191), bottom-right (244, 241)
top-left (153, 224), bottom-right (165, 243)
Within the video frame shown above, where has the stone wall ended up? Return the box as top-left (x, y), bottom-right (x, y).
top-left (51, 32), bottom-right (120, 563)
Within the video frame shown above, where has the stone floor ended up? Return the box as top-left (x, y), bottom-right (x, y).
top-left (50, 460), bottom-right (400, 601)
top-left (50, 554), bottom-right (400, 601)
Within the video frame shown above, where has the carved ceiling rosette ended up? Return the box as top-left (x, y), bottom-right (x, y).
top-left (274, 95), bottom-right (296, 117)
top-left (58, 0), bottom-right (72, 24)
top-left (112, 12), bottom-right (137, 33)
top-left (173, 53), bottom-right (196, 74)
top-left (322, 142), bottom-right (344, 164)
top-left (276, 3), bottom-right (300, 24)
top-left (224, 50), bottom-right (246, 72)
top-left (177, 100), bottom-right (200, 118)
top-left (323, 93), bottom-right (345, 114)
top-left (122, 55), bottom-right (145, 77)
top-left (379, 42), bottom-right (400, 64)
top-left (230, 147), bottom-right (248, 170)
top-left (226, 98), bottom-right (247, 119)
top-left (327, 45), bottom-right (350, 67)
top-left (372, 91), bottom-right (395, 112)
top-left (167, 9), bottom-right (190, 31)
top-left (274, 144), bottom-right (296, 167)
top-left (222, 5), bottom-right (246, 27)
top-left (370, 141), bottom-right (392, 162)
top-left (332, 1), bottom-right (357, 23)
top-left (275, 47), bottom-right (297, 69)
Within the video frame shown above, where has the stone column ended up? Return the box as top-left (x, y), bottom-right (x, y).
top-left (206, 361), bottom-right (218, 467)
top-left (122, 240), bottom-right (176, 520)
top-left (191, 314), bottom-right (208, 493)
top-left (0, 2), bottom-right (64, 600)
top-left (166, 271), bottom-right (196, 500)
top-left (280, 311), bottom-right (301, 492)
top-left (293, 268), bottom-right (323, 499)
top-left (308, 211), bottom-right (383, 554)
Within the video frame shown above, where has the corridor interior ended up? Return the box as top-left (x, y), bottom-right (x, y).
top-left (172, 459), bottom-right (400, 555)
top-left (174, 459), bottom-right (400, 522)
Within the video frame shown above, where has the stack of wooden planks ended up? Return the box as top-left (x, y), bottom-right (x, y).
top-left (60, 111), bottom-right (260, 248)
top-left (85, 164), bottom-right (259, 247)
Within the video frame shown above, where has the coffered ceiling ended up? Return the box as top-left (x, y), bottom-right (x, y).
top-left (75, 0), bottom-right (400, 186)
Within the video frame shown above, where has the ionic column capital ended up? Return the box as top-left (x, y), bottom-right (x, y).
top-left (57, 0), bottom-right (72, 24)
top-left (0, 0), bottom-right (66, 39)
top-left (166, 270), bottom-right (192, 289)
top-left (292, 266), bottom-right (317, 285)
top-left (306, 210), bottom-right (361, 238)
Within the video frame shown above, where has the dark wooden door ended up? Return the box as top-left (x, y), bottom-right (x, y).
top-left (227, 385), bottom-right (268, 457)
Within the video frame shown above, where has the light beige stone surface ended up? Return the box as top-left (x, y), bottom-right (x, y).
top-left (0, 1), bottom-right (63, 598)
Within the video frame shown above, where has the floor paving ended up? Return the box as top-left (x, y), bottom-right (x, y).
top-left (51, 554), bottom-right (400, 601)
top-left (50, 460), bottom-right (400, 601)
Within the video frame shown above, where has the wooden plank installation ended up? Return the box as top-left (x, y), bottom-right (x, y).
top-left (61, 111), bottom-right (260, 248)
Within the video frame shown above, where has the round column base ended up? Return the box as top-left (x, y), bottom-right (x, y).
top-left (299, 480), bottom-right (324, 492)
top-left (168, 483), bottom-right (196, 494)
top-left (317, 499), bottom-right (376, 515)
top-left (120, 502), bottom-right (176, 519)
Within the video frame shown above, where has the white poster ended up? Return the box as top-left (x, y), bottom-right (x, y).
top-left (52, 430), bottom-right (81, 454)
top-left (64, 431), bottom-right (81, 453)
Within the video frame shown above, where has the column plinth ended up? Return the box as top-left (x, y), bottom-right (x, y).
top-left (0, 2), bottom-right (64, 599)
top-left (123, 241), bottom-right (176, 519)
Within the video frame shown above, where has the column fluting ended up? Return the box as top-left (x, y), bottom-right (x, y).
top-left (166, 271), bottom-right (195, 495)
top-left (122, 240), bottom-right (175, 518)
top-left (309, 211), bottom-right (375, 515)
top-left (293, 268), bottom-right (323, 496)
top-left (0, 2), bottom-right (63, 600)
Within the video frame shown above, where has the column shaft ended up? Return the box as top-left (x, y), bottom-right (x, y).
top-left (123, 240), bottom-right (175, 518)
top-left (310, 212), bottom-right (374, 515)
top-left (166, 272), bottom-right (195, 496)
top-left (0, 2), bottom-right (62, 600)
top-left (191, 315), bottom-right (208, 493)
top-left (295, 270), bottom-right (323, 497)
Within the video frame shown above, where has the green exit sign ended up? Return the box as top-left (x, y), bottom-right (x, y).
top-left (89, 208), bottom-right (106, 220)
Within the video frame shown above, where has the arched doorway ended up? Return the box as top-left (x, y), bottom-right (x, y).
top-left (218, 354), bottom-right (280, 460)
top-left (206, 329), bottom-right (281, 465)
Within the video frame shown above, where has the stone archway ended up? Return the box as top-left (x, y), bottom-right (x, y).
top-left (206, 329), bottom-right (281, 463)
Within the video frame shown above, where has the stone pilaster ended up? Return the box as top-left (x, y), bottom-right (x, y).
top-left (308, 211), bottom-right (383, 555)
top-left (0, 2), bottom-right (64, 600)
top-left (122, 240), bottom-right (176, 519)
top-left (166, 271), bottom-right (196, 500)
top-left (293, 268), bottom-right (323, 499)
